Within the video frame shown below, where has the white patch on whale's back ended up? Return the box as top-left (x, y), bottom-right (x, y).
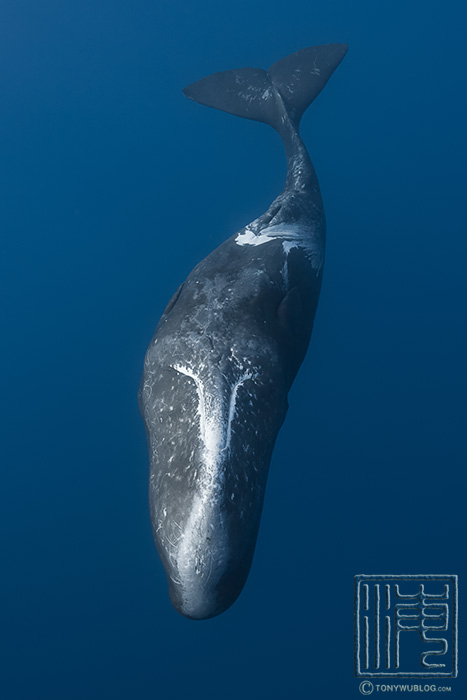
top-left (235, 222), bottom-right (324, 273)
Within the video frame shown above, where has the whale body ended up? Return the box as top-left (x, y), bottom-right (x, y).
top-left (139, 44), bottom-right (347, 619)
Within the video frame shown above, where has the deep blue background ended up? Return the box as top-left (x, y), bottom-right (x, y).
top-left (1, 1), bottom-right (466, 698)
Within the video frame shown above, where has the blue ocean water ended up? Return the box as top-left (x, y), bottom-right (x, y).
top-left (1, 1), bottom-right (466, 699)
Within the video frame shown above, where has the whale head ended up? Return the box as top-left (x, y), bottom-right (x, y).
top-left (139, 333), bottom-right (289, 619)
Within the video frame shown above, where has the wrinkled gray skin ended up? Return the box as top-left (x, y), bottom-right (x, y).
top-left (139, 45), bottom-right (346, 619)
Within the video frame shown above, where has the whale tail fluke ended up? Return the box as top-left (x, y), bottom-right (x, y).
top-left (183, 43), bottom-right (348, 130)
top-left (268, 43), bottom-right (348, 123)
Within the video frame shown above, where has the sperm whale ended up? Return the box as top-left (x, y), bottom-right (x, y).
top-left (139, 43), bottom-right (347, 619)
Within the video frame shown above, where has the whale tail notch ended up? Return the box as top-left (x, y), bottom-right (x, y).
top-left (183, 43), bottom-right (348, 130)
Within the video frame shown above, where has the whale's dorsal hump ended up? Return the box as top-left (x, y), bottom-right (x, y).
top-left (183, 43), bottom-right (348, 129)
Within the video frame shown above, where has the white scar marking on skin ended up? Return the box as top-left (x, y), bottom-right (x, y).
top-left (235, 222), bottom-right (324, 273)
top-left (223, 371), bottom-right (254, 452)
top-left (172, 364), bottom-right (254, 457)
top-left (172, 364), bottom-right (208, 446)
